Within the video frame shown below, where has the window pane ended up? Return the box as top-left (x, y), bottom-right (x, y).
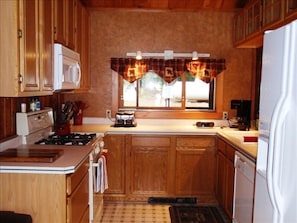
top-left (138, 71), bottom-right (182, 108)
top-left (185, 77), bottom-right (213, 109)
top-left (123, 79), bottom-right (136, 107)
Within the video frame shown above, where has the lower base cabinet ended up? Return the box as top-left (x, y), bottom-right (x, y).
top-left (129, 135), bottom-right (175, 198)
top-left (175, 136), bottom-right (217, 203)
top-left (104, 134), bottom-right (217, 203)
top-left (0, 157), bottom-right (89, 223)
top-left (216, 137), bottom-right (235, 219)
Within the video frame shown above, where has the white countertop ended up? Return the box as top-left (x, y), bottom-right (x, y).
top-left (71, 122), bottom-right (258, 160)
top-left (0, 144), bottom-right (93, 174)
top-left (0, 119), bottom-right (258, 174)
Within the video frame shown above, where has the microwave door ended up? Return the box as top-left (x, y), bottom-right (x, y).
top-left (62, 56), bottom-right (81, 89)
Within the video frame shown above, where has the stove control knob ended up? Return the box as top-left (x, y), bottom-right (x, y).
top-left (94, 147), bottom-right (100, 154)
top-left (99, 141), bottom-right (105, 148)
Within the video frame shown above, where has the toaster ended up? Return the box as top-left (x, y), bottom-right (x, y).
top-left (114, 112), bottom-right (136, 127)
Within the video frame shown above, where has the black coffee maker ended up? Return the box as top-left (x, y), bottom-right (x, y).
top-left (231, 100), bottom-right (251, 131)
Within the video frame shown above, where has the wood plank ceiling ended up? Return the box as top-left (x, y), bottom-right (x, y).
top-left (81, 0), bottom-right (248, 11)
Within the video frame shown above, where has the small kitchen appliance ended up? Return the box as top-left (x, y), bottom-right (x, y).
top-left (230, 100), bottom-right (251, 131)
top-left (114, 112), bottom-right (136, 127)
top-left (53, 43), bottom-right (81, 91)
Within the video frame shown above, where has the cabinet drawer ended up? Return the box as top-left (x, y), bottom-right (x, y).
top-left (132, 136), bottom-right (171, 147)
top-left (67, 157), bottom-right (89, 195)
top-left (176, 136), bottom-right (215, 148)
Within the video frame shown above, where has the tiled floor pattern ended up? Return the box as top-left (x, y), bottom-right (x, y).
top-left (99, 203), bottom-right (171, 223)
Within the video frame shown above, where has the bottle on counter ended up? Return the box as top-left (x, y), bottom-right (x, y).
top-left (35, 97), bottom-right (40, 111)
top-left (30, 98), bottom-right (36, 112)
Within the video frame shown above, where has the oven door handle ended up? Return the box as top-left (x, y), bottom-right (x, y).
top-left (89, 153), bottom-right (94, 223)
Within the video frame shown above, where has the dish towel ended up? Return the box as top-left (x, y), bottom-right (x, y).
top-left (93, 155), bottom-right (108, 193)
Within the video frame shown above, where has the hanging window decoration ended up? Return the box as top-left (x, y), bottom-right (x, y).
top-left (186, 59), bottom-right (226, 83)
top-left (111, 58), bottom-right (226, 83)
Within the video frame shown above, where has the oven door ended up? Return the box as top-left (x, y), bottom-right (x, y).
top-left (89, 150), bottom-right (107, 222)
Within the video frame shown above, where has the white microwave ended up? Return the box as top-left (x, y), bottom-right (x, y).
top-left (53, 43), bottom-right (81, 91)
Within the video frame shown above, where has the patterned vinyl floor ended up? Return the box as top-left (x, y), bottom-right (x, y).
top-left (99, 203), bottom-right (171, 223)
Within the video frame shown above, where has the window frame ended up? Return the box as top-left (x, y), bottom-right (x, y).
top-left (112, 71), bottom-right (223, 119)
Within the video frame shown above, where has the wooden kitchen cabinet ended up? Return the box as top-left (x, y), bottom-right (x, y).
top-left (104, 134), bottom-right (127, 200)
top-left (128, 135), bottom-right (175, 199)
top-left (75, 0), bottom-right (90, 92)
top-left (0, 0), bottom-right (53, 96)
top-left (233, 10), bottom-right (245, 46)
top-left (284, 0), bottom-right (297, 23)
top-left (262, 0), bottom-right (284, 29)
top-left (105, 134), bottom-right (218, 203)
top-left (54, 0), bottom-right (76, 50)
top-left (175, 136), bottom-right (217, 203)
top-left (233, 0), bottom-right (297, 48)
top-left (0, 157), bottom-right (89, 223)
top-left (216, 137), bottom-right (235, 219)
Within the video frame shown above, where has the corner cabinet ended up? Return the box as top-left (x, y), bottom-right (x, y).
top-left (0, 0), bottom-right (53, 97)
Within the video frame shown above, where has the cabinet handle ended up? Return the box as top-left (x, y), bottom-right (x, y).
top-left (17, 29), bottom-right (22, 38)
top-left (18, 74), bottom-right (23, 83)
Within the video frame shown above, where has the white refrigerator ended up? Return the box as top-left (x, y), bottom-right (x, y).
top-left (253, 20), bottom-right (297, 223)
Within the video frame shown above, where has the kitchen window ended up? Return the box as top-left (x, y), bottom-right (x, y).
top-left (111, 57), bottom-right (225, 111)
top-left (120, 71), bottom-right (215, 110)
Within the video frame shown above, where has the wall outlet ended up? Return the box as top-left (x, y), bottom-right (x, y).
top-left (222, 111), bottom-right (228, 120)
top-left (106, 110), bottom-right (111, 119)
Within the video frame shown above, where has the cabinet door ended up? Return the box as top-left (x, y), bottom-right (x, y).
top-left (19, 0), bottom-right (40, 92)
top-left (285, 0), bottom-right (297, 23)
top-left (217, 151), bottom-right (226, 206)
top-left (262, 0), bottom-right (284, 29)
top-left (66, 0), bottom-right (76, 50)
top-left (54, 0), bottom-right (66, 45)
top-left (225, 158), bottom-right (235, 219)
top-left (0, 0), bottom-right (19, 96)
top-left (233, 11), bottom-right (245, 45)
top-left (75, 0), bottom-right (90, 92)
top-left (40, 0), bottom-right (53, 91)
top-left (104, 135), bottom-right (126, 194)
top-left (245, 0), bottom-right (261, 37)
top-left (175, 136), bottom-right (216, 202)
top-left (130, 135), bottom-right (174, 196)
top-left (176, 148), bottom-right (216, 196)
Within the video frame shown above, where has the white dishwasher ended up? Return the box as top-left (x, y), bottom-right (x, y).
top-left (233, 151), bottom-right (256, 223)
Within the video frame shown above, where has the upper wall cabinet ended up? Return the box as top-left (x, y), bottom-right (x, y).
top-left (284, 0), bottom-right (297, 23)
top-left (262, 0), bottom-right (284, 29)
top-left (233, 0), bottom-right (263, 48)
top-left (74, 0), bottom-right (90, 92)
top-left (233, 0), bottom-right (297, 48)
top-left (54, 0), bottom-right (76, 50)
top-left (0, 0), bottom-right (54, 97)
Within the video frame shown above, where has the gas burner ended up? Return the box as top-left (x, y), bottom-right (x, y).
top-left (35, 133), bottom-right (97, 146)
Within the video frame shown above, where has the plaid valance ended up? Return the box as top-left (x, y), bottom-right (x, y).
top-left (111, 58), bottom-right (226, 83)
